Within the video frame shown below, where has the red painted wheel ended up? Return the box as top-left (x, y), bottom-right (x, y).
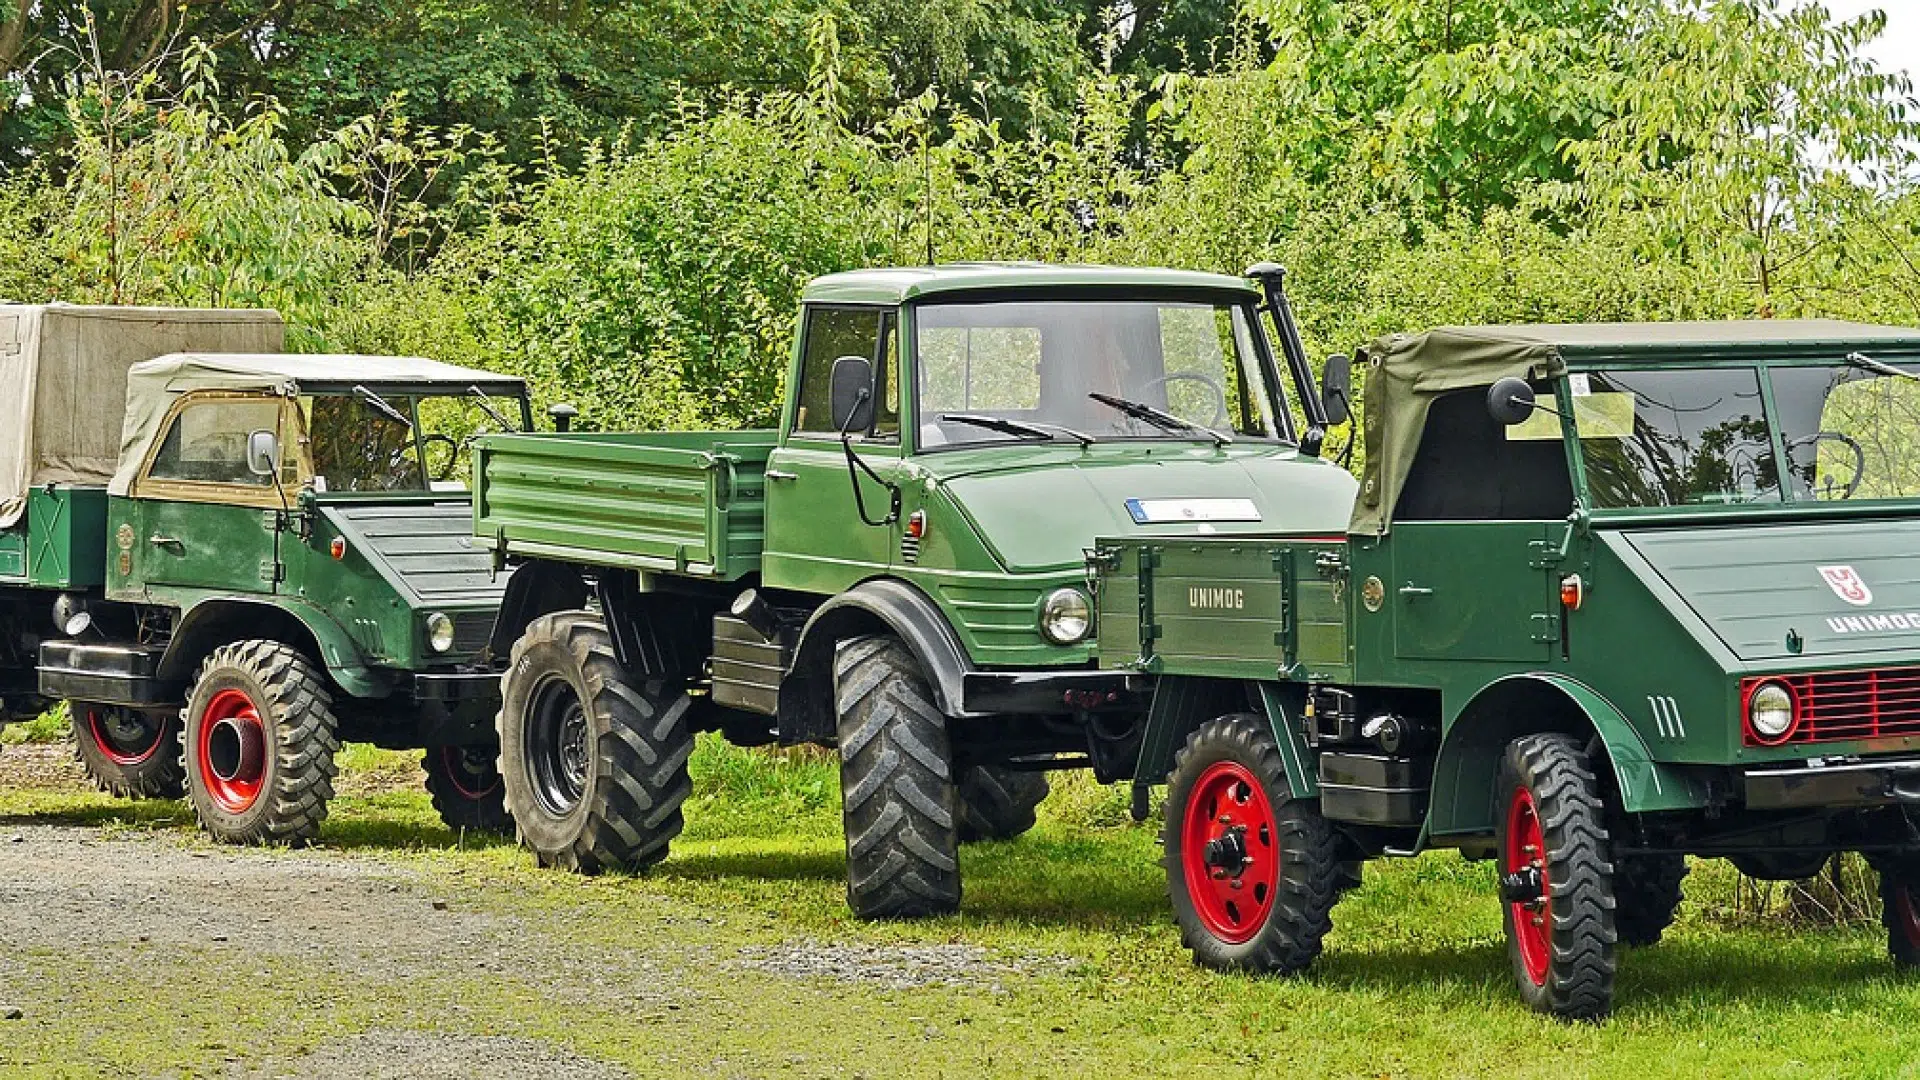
top-left (1880, 868), bottom-right (1920, 968)
top-left (1180, 760), bottom-right (1280, 945)
top-left (423, 745), bottom-right (514, 834)
top-left (85, 706), bottom-right (168, 766)
top-left (69, 701), bottom-right (185, 800)
top-left (1504, 785), bottom-right (1551, 987)
top-left (196, 687), bottom-right (268, 814)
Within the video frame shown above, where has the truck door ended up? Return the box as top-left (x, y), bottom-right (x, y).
top-left (762, 305), bottom-right (904, 592)
top-left (1390, 522), bottom-right (1553, 663)
top-left (125, 393), bottom-right (295, 597)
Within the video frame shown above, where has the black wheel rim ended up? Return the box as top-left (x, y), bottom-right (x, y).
top-left (527, 676), bottom-right (589, 816)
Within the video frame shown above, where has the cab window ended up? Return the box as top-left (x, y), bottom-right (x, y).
top-left (147, 398), bottom-right (287, 487)
top-left (1396, 387), bottom-right (1574, 521)
top-left (794, 307), bottom-right (894, 438)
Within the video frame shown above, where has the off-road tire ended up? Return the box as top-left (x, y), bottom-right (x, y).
top-left (181, 641), bottom-right (340, 846)
top-left (1613, 853), bottom-right (1687, 948)
top-left (1163, 714), bottom-right (1342, 975)
top-left (835, 636), bottom-right (961, 919)
top-left (956, 766), bottom-right (1049, 843)
top-left (423, 744), bottom-right (513, 834)
top-left (70, 702), bottom-right (186, 799)
top-left (497, 611), bottom-right (694, 874)
top-left (1496, 733), bottom-right (1617, 1021)
top-left (1880, 868), bottom-right (1920, 969)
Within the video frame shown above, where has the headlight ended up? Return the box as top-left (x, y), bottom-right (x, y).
top-left (1748, 681), bottom-right (1798, 744)
top-left (1040, 588), bottom-right (1093, 645)
top-left (426, 612), bottom-right (456, 654)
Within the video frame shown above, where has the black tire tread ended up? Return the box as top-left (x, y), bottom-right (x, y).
top-left (1613, 853), bottom-right (1687, 948)
top-left (183, 640), bottom-right (340, 846)
top-left (1163, 714), bottom-right (1343, 976)
top-left (1499, 733), bottom-right (1617, 1021)
top-left (69, 703), bottom-right (186, 800)
top-left (835, 635), bottom-right (961, 919)
top-left (1880, 869), bottom-right (1920, 969)
top-left (956, 766), bottom-right (1049, 843)
top-left (422, 747), bottom-right (514, 834)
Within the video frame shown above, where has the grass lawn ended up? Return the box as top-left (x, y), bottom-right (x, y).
top-left (3, 736), bottom-right (1920, 1077)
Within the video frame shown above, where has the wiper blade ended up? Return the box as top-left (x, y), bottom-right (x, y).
top-left (938, 413), bottom-right (1095, 447)
top-left (468, 385), bottom-right (517, 431)
top-left (353, 385), bottom-right (413, 430)
top-left (1087, 392), bottom-right (1232, 447)
top-left (1844, 351), bottom-right (1920, 381)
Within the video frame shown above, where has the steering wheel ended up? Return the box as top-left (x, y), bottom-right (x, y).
top-left (1787, 431), bottom-right (1866, 500)
top-left (418, 433), bottom-right (462, 482)
top-left (1140, 372), bottom-right (1229, 427)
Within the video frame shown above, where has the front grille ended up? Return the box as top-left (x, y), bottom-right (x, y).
top-left (1747, 668), bottom-right (1920, 745)
top-left (452, 613), bottom-right (493, 655)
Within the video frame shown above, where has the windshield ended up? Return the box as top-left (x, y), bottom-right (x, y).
top-left (1771, 359), bottom-right (1920, 501)
top-left (912, 298), bottom-right (1285, 448)
top-left (298, 390), bottom-right (526, 493)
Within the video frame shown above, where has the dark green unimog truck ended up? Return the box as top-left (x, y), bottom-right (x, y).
top-left (474, 263), bottom-right (1356, 914)
top-left (1089, 319), bottom-right (1920, 1018)
top-left (0, 305), bottom-right (532, 843)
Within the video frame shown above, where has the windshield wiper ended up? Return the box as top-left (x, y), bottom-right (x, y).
top-left (468, 385), bottom-right (518, 431)
top-left (353, 385), bottom-right (413, 430)
top-left (1087, 392), bottom-right (1232, 447)
top-left (938, 413), bottom-right (1095, 447)
top-left (1843, 351), bottom-right (1920, 381)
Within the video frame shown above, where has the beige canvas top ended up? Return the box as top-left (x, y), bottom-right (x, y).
top-left (110, 352), bottom-right (529, 495)
top-left (0, 305), bottom-right (285, 527)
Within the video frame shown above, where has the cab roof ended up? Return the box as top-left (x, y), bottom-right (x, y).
top-left (802, 263), bottom-right (1259, 305)
top-left (1378, 319), bottom-right (1920, 362)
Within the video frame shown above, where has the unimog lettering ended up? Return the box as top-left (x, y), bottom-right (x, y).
top-left (1187, 587), bottom-right (1245, 611)
top-left (1827, 612), bottom-right (1920, 633)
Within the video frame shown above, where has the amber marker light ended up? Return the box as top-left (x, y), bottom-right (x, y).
top-left (329, 537), bottom-right (347, 560)
top-left (906, 510), bottom-right (927, 540)
top-left (1560, 573), bottom-right (1585, 610)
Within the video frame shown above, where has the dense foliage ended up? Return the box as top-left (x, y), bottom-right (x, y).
top-left (2, 0), bottom-right (1917, 436)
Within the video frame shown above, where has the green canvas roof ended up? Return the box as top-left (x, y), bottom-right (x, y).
top-left (1350, 319), bottom-right (1920, 535)
top-left (111, 353), bottom-right (526, 496)
top-left (802, 263), bottom-right (1259, 306)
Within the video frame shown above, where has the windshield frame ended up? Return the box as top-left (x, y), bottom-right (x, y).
top-left (902, 290), bottom-right (1296, 455)
top-left (297, 382), bottom-right (534, 498)
top-left (1560, 349), bottom-right (1920, 523)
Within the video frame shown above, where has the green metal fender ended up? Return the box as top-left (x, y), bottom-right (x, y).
top-left (160, 596), bottom-right (389, 699)
top-left (1133, 677), bottom-right (1319, 798)
top-left (1427, 673), bottom-right (1711, 838)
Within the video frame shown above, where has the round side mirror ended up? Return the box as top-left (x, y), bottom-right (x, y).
top-left (1487, 377), bottom-right (1538, 427)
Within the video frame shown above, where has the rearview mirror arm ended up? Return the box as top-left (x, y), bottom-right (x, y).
top-left (839, 389), bottom-right (900, 528)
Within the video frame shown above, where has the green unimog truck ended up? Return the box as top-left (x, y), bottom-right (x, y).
top-left (473, 263), bottom-right (1354, 915)
top-left (0, 305), bottom-right (532, 843)
top-left (1089, 319), bottom-right (1920, 1019)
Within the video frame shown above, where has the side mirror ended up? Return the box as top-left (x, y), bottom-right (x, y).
top-left (246, 429), bottom-right (280, 477)
top-left (548, 402), bottom-right (579, 433)
top-left (1320, 353), bottom-right (1353, 427)
top-left (830, 355), bottom-right (875, 434)
top-left (1487, 377), bottom-right (1538, 426)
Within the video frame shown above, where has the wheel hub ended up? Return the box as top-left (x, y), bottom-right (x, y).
top-left (1499, 865), bottom-right (1545, 906)
top-left (527, 678), bottom-right (591, 816)
top-left (87, 706), bottom-right (167, 766)
top-left (197, 688), bottom-right (268, 813)
top-left (1204, 827), bottom-right (1251, 874)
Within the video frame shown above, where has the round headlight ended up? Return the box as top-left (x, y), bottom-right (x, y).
top-left (1040, 588), bottom-right (1093, 645)
top-left (426, 612), bottom-right (456, 654)
top-left (1748, 681), bottom-right (1797, 744)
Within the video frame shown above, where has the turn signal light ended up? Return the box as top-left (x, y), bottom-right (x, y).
top-left (906, 510), bottom-right (927, 540)
top-left (1560, 573), bottom-right (1585, 610)
top-left (329, 537), bottom-right (347, 560)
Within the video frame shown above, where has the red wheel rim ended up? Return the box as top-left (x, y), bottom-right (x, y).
top-left (197, 688), bottom-right (267, 813)
top-left (440, 746), bottom-right (501, 801)
top-left (1895, 883), bottom-right (1920, 950)
top-left (1505, 786), bottom-right (1551, 986)
top-left (86, 707), bottom-right (167, 766)
top-left (1180, 760), bottom-right (1280, 945)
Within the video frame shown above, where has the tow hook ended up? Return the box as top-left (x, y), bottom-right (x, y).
top-left (1204, 826), bottom-right (1250, 878)
top-left (1500, 866), bottom-right (1545, 906)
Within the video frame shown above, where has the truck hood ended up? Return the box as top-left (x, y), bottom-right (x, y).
top-left (934, 447), bottom-right (1358, 573)
top-left (1612, 519), bottom-right (1920, 662)
top-left (319, 499), bottom-right (506, 608)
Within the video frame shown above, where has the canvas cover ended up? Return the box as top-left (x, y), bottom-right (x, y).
top-left (0, 305), bottom-right (285, 527)
top-left (111, 352), bottom-right (530, 495)
top-left (1350, 327), bottom-right (1565, 536)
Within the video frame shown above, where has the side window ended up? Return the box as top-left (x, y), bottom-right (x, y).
top-left (874, 313), bottom-right (900, 439)
top-left (1396, 387), bottom-right (1574, 521)
top-left (147, 398), bottom-right (286, 487)
top-left (794, 307), bottom-right (886, 436)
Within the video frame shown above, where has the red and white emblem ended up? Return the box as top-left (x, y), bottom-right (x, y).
top-left (1819, 565), bottom-right (1873, 607)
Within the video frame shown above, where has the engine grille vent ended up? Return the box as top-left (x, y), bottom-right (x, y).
top-left (1747, 668), bottom-right (1920, 745)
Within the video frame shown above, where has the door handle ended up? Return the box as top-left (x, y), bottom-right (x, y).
top-left (765, 470), bottom-right (798, 481)
top-left (148, 534), bottom-right (183, 551)
top-left (1398, 583), bottom-right (1433, 598)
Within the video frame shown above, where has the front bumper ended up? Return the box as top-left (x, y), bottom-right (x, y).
top-left (1744, 756), bottom-right (1920, 810)
top-left (961, 669), bottom-right (1148, 715)
top-left (412, 670), bottom-right (501, 704)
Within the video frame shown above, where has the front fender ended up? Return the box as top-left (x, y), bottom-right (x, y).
top-left (160, 597), bottom-right (387, 699)
top-left (792, 577), bottom-right (972, 717)
top-left (1428, 673), bottom-right (1710, 838)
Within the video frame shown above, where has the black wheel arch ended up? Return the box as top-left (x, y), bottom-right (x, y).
top-left (782, 577), bottom-right (974, 743)
top-left (158, 600), bottom-right (332, 684)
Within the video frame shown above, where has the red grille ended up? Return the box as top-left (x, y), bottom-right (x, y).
top-left (1744, 668), bottom-right (1920, 746)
